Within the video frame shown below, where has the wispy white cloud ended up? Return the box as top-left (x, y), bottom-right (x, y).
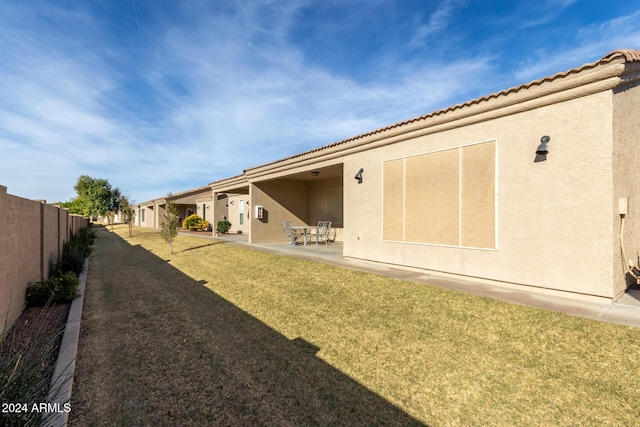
top-left (519, 0), bottom-right (581, 28)
top-left (409, 0), bottom-right (465, 48)
top-left (513, 10), bottom-right (640, 83)
top-left (0, 0), bottom-right (638, 204)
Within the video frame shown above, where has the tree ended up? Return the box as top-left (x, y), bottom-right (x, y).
top-left (107, 187), bottom-right (122, 229)
top-left (159, 198), bottom-right (179, 255)
top-left (53, 197), bottom-right (89, 215)
top-left (118, 194), bottom-right (135, 237)
top-left (73, 175), bottom-right (112, 218)
top-left (73, 175), bottom-right (95, 199)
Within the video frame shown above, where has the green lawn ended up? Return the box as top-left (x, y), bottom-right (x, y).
top-left (71, 225), bottom-right (640, 426)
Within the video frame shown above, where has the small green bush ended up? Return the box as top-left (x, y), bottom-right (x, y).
top-left (26, 273), bottom-right (79, 306)
top-left (217, 220), bottom-right (231, 234)
top-left (50, 228), bottom-right (94, 276)
top-left (75, 227), bottom-right (97, 246)
top-left (27, 226), bottom-right (92, 306)
top-left (51, 243), bottom-right (87, 277)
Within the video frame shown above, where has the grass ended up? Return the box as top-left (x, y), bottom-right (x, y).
top-left (71, 225), bottom-right (640, 426)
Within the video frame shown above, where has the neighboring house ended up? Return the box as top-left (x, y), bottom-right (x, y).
top-left (205, 49), bottom-right (640, 301)
top-left (132, 185), bottom-right (213, 229)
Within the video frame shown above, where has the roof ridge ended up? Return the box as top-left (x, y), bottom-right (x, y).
top-left (601, 49), bottom-right (640, 62)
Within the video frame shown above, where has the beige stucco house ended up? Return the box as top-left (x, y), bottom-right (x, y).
top-left (138, 50), bottom-right (640, 302)
top-left (205, 49), bottom-right (640, 302)
top-left (132, 185), bottom-right (213, 230)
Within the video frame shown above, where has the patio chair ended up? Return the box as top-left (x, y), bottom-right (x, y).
top-left (310, 221), bottom-right (332, 245)
top-left (281, 221), bottom-right (301, 245)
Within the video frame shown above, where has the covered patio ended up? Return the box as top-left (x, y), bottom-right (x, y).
top-left (210, 163), bottom-right (344, 250)
top-left (159, 185), bottom-right (213, 227)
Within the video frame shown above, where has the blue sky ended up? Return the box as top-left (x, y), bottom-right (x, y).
top-left (1, 0), bottom-right (639, 204)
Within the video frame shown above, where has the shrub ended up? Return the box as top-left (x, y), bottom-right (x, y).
top-left (28, 226), bottom-right (91, 306)
top-left (182, 214), bottom-right (209, 231)
top-left (51, 242), bottom-right (87, 277)
top-left (75, 227), bottom-right (97, 246)
top-left (26, 273), bottom-right (79, 306)
top-left (50, 228), bottom-right (94, 276)
top-left (217, 220), bottom-right (231, 234)
top-left (1, 303), bottom-right (67, 426)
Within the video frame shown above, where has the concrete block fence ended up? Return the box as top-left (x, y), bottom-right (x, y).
top-left (0, 185), bottom-right (89, 332)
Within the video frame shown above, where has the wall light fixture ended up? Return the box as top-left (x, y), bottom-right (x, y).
top-left (534, 135), bottom-right (550, 162)
top-left (536, 135), bottom-right (550, 155)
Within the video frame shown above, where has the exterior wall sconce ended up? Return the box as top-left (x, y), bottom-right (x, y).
top-left (355, 168), bottom-right (364, 184)
top-left (311, 171), bottom-right (320, 177)
top-left (536, 136), bottom-right (550, 154)
top-left (535, 135), bottom-right (550, 162)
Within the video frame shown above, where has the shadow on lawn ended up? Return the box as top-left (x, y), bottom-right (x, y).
top-left (71, 226), bottom-right (426, 426)
top-left (175, 241), bottom-right (224, 254)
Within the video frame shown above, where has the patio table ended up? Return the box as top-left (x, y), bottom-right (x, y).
top-left (290, 225), bottom-right (319, 246)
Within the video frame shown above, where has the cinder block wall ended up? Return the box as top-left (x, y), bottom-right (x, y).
top-left (0, 185), bottom-right (89, 333)
top-left (0, 186), bottom-right (41, 333)
top-left (42, 204), bottom-right (60, 278)
top-left (59, 208), bottom-right (68, 256)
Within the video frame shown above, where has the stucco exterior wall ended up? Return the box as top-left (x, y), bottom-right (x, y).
top-left (307, 177), bottom-right (344, 241)
top-left (251, 180), bottom-right (309, 243)
top-left (132, 206), bottom-right (140, 226)
top-left (612, 78), bottom-right (640, 297)
top-left (195, 197), bottom-right (213, 224)
top-left (212, 193), bottom-right (230, 226)
top-left (155, 204), bottom-right (166, 229)
top-left (139, 204), bottom-right (155, 228)
top-left (226, 194), bottom-right (250, 234)
top-left (343, 91), bottom-right (615, 298)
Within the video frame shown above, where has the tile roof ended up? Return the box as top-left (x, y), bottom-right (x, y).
top-left (245, 49), bottom-right (640, 173)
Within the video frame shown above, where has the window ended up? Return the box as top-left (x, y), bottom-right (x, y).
top-left (383, 140), bottom-right (496, 249)
top-left (239, 200), bottom-right (245, 225)
top-left (141, 208), bottom-right (145, 222)
top-left (202, 203), bottom-right (206, 221)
